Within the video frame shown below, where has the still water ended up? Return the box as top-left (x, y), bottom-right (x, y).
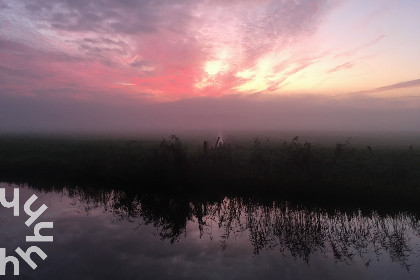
top-left (1, 182), bottom-right (420, 279)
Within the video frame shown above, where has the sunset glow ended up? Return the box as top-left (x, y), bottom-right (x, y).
top-left (1, 0), bottom-right (419, 103)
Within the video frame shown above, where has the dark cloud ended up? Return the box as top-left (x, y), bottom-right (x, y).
top-left (0, 39), bottom-right (83, 64)
top-left (18, 0), bottom-right (333, 62)
top-left (0, 0), bottom-right (8, 9)
top-left (354, 79), bottom-right (420, 94)
top-left (130, 59), bottom-right (152, 68)
top-left (24, 0), bottom-right (194, 35)
top-left (0, 65), bottom-right (43, 80)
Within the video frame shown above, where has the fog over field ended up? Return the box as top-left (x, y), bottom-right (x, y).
top-left (1, 93), bottom-right (419, 136)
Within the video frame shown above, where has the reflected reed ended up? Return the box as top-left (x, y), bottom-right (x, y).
top-left (36, 185), bottom-right (420, 271)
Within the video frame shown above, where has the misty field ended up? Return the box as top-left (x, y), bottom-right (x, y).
top-left (0, 135), bottom-right (419, 210)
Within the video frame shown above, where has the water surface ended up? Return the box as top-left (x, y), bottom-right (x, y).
top-left (1, 183), bottom-right (420, 279)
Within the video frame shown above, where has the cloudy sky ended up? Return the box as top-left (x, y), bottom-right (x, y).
top-left (1, 0), bottom-right (420, 133)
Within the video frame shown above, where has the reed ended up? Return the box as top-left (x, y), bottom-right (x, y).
top-left (0, 135), bottom-right (419, 209)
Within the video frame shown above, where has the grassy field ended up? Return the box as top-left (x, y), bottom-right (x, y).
top-left (0, 134), bottom-right (419, 210)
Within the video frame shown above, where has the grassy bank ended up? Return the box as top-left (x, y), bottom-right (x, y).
top-left (0, 135), bottom-right (419, 209)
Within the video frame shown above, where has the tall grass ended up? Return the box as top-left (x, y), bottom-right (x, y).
top-left (0, 135), bottom-right (419, 209)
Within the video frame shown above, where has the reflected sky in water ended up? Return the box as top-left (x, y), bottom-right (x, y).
top-left (1, 182), bottom-right (420, 280)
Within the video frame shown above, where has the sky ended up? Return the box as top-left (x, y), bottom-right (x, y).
top-left (1, 0), bottom-right (420, 133)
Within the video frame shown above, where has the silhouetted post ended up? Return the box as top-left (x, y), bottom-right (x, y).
top-left (203, 140), bottom-right (208, 155)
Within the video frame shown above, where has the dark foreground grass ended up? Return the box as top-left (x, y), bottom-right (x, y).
top-left (0, 135), bottom-right (419, 210)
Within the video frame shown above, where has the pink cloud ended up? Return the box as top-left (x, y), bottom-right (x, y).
top-left (328, 62), bottom-right (353, 73)
top-left (0, 0), bottom-right (335, 101)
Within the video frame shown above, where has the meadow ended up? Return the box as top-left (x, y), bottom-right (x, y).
top-left (0, 134), bottom-right (419, 211)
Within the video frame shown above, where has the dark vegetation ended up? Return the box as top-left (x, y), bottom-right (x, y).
top-left (0, 135), bottom-right (419, 210)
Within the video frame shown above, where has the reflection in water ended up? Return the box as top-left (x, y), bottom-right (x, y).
top-left (2, 183), bottom-right (420, 279)
top-left (63, 186), bottom-right (420, 270)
